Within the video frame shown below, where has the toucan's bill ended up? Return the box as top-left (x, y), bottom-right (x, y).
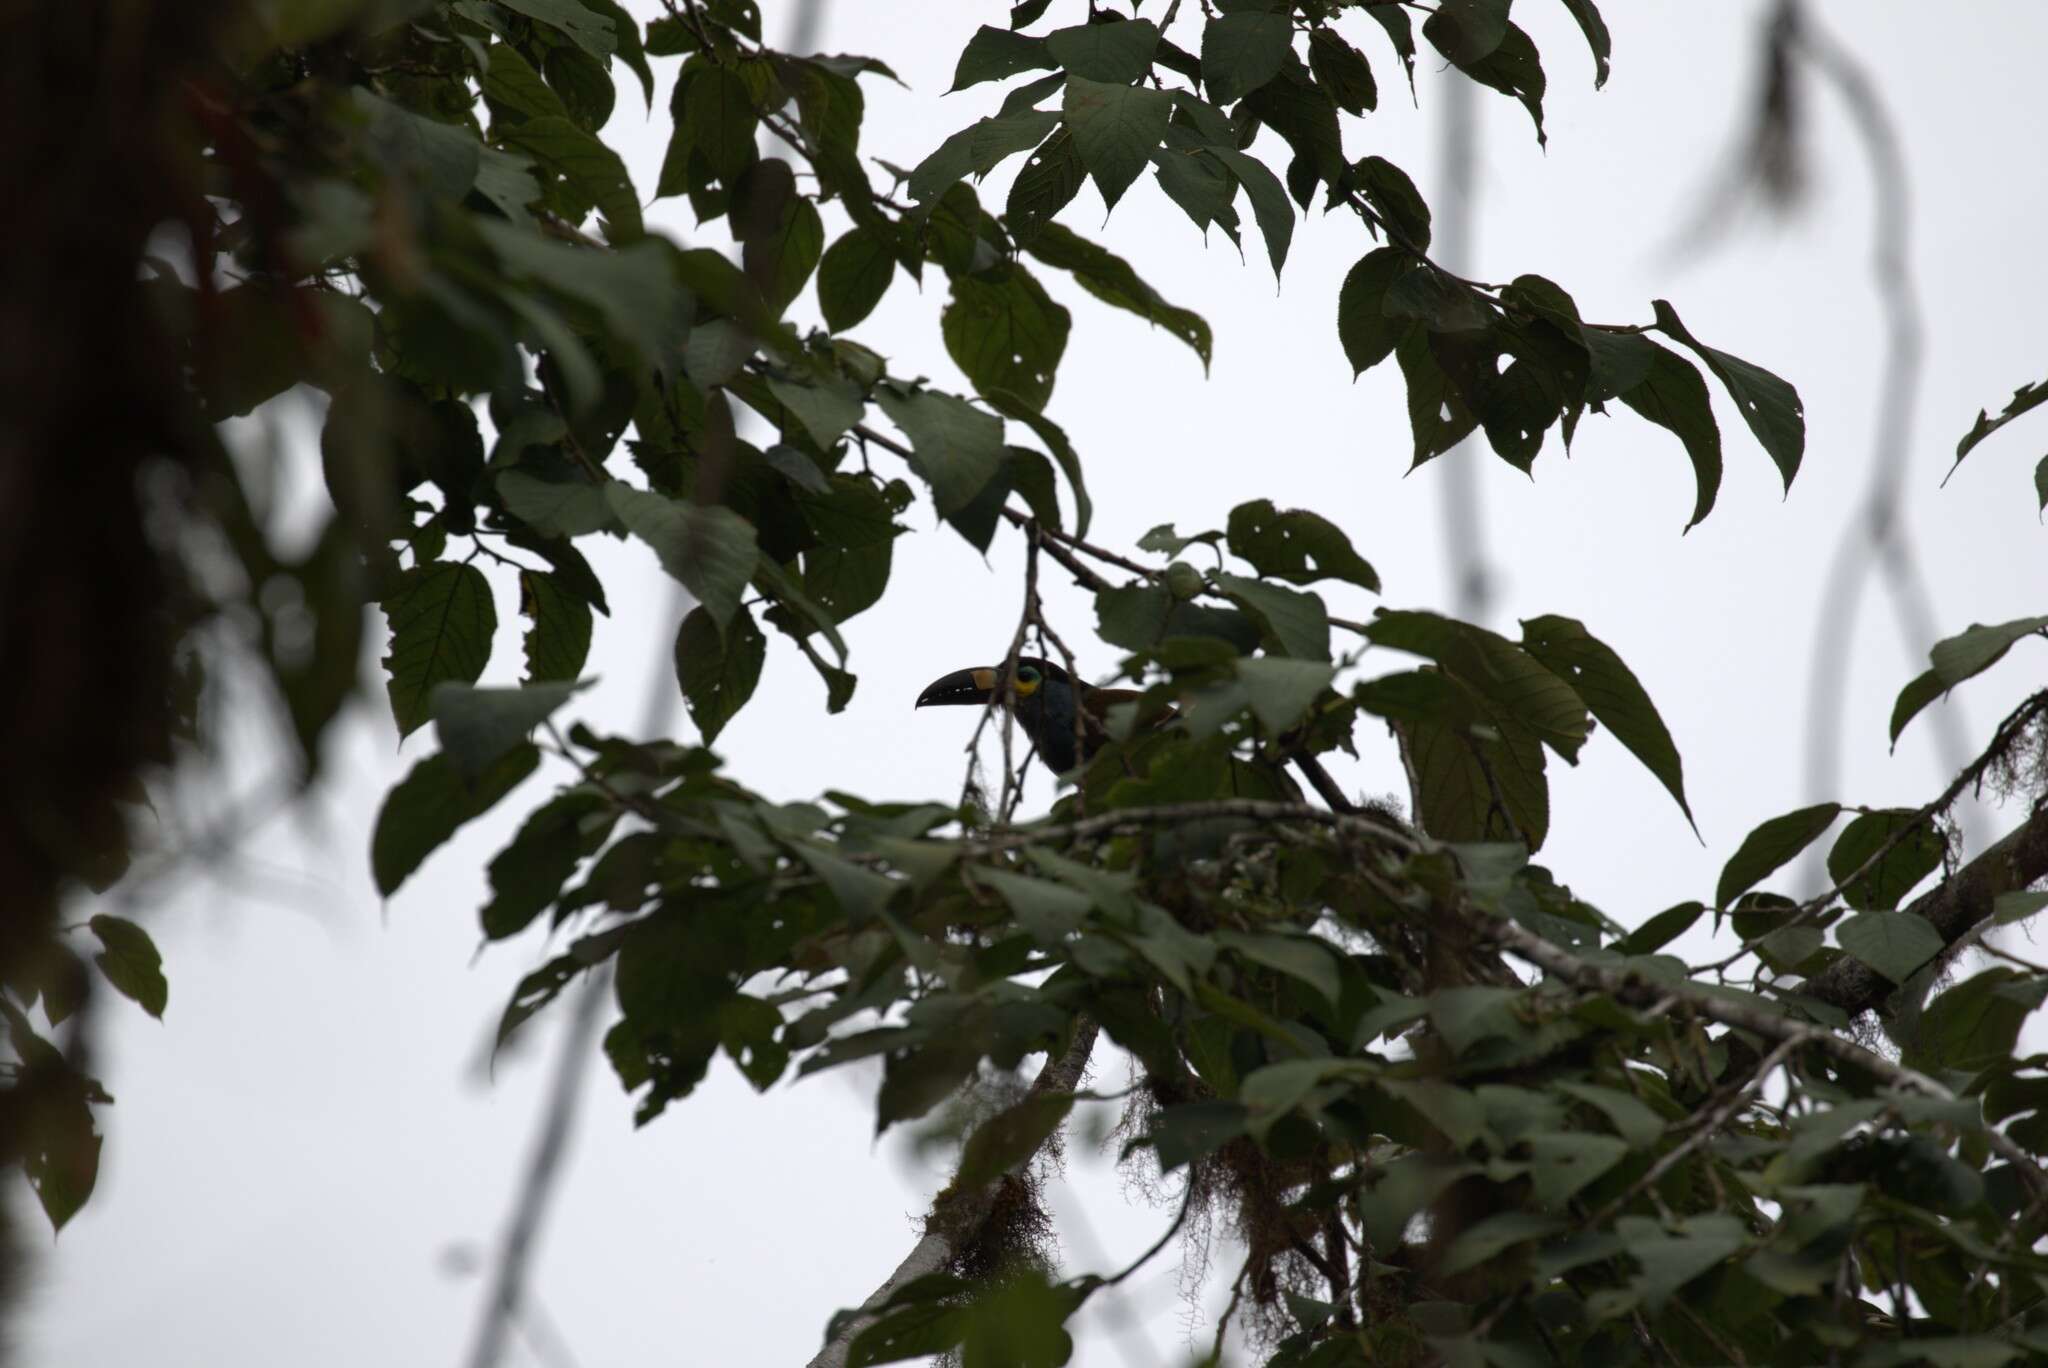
top-left (914, 667), bottom-right (999, 709)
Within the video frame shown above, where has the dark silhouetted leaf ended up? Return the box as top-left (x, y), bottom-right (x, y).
top-left (1227, 498), bottom-right (1380, 592)
top-left (1201, 11), bottom-right (1291, 104)
top-left (1716, 803), bottom-right (1842, 908)
top-left (675, 603), bottom-right (766, 743)
top-left (1520, 615), bottom-right (1693, 827)
top-left (1046, 17), bottom-right (1159, 83)
top-left (607, 486), bottom-right (760, 630)
top-left (519, 570), bottom-right (592, 683)
top-left (371, 746), bottom-right (540, 896)
top-left (1021, 220), bottom-right (1210, 368)
top-left (1827, 808), bottom-right (1944, 913)
top-left (1653, 300), bottom-right (1805, 493)
top-left (1063, 76), bottom-right (1171, 212)
top-left (951, 25), bottom-right (1054, 91)
top-left (88, 915), bottom-right (166, 1019)
top-left (1617, 339), bottom-right (1722, 529)
top-left (432, 679), bottom-right (588, 781)
top-left (817, 225), bottom-right (897, 332)
top-left (382, 562), bottom-right (496, 739)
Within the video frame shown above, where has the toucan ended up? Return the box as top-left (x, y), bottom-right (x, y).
top-left (913, 655), bottom-right (1147, 774)
top-left (917, 655), bottom-right (1365, 814)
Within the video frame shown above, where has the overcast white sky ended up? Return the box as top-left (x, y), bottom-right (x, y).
top-left (17, 3), bottom-right (2048, 1365)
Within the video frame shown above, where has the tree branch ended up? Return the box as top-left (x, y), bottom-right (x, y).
top-left (1806, 802), bottom-right (2048, 1017)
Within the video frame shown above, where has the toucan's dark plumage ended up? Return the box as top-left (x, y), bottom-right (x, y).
top-left (914, 656), bottom-right (1149, 774)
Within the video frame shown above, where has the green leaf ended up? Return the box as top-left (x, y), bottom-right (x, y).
top-left (816, 226), bottom-right (897, 332)
top-left (1366, 611), bottom-right (1591, 761)
top-left (1215, 574), bottom-right (1330, 661)
top-left (1227, 499), bottom-right (1380, 592)
top-left (1308, 26), bottom-right (1377, 115)
top-left (1994, 890), bottom-right (2048, 926)
top-left (371, 745), bottom-right (540, 896)
top-left (986, 393), bottom-right (1091, 536)
top-left (352, 89), bottom-right (481, 200)
top-left (518, 570), bottom-right (592, 684)
top-left (1045, 17), bottom-right (1159, 83)
top-left (956, 1092), bottom-right (1076, 1189)
top-left (1363, 4), bottom-right (1418, 92)
top-left (1889, 667), bottom-right (1947, 747)
top-left (1559, 0), bottom-right (1613, 87)
top-left (88, 915), bottom-right (167, 1019)
top-left (1930, 615), bottom-right (2048, 688)
top-left (2037, 454), bottom-right (2048, 513)
top-left (382, 562), bottom-right (496, 739)
top-left (1207, 143), bottom-right (1293, 280)
top-left (1020, 220), bottom-right (1212, 369)
top-left (496, 115), bottom-right (643, 240)
top-left (1905, 968), bottom-right (2048, 1074)
top-left (1619, 1213), bottom-right (1749, 1310)
top-left (1952, 374), bottom-right (2048, 477)
top-left (951, 25), bottom-right (1055, 91)
top-left (1337, 248), bottom-right (1411, 376)
top-left (1617, 338), bottom-right (1723, 530)
top-left (606, 486), bottom-right (760, 630)
top-left (1422, 0), bottom-right (1509, 65)
top-left (1403, 700), bottom-right (1550, 850)
top-left (481, 791), bottom-right (612, 939)
top-left (875, 387), bottom-right (1004, 518)
top-left (1456, 21), bottom-right (1547, 146)
top-left (1354, 154), bottom-right (1431, 254)
top-left (497, 0), bottom-right (616, 60)
top-left (1231, 656), bottom-right (1335, 733)
top-left (1553, 1080), bottom-right (1665, 1148)
top-left (767, 372), bottom-right (867, 449)
top-left (675, 603), bottom-right (766, 743)
top-left (942, 264), bottom-right (1072, 412)
top-left (431, 679), bottom-right (588, 781)
top-left (496, 470), bottom-right (614, 537)
top-left (1826, 808), bottom-right (1944, 912)
top-left (475, 222), bottom-right (684, 369)
top-left (1837, 910), bottom-right (1944, 985)
top-left (1519, 615), bottom-right (1693, 827)
top-left (1149, 1099), bottom-right (1248, 1171)
top-left (681, 64), bottom-right (759, 183)
top-left (1006, 126), bottom-right (1087, 246)
top-left (742, 197), bottom-right (824, 315)
top-left (483, 42), bottom-right (571, 122)
top-left (1526, 1132), bottom-right (1629, 1207)
top-left (907, 111), bottom-right (1060, 204)
top-left (1062, 76), bottom-right (1171, 212)
top-left (1201, 12), bottom-right (1292, 104)
top-left (1715, 803), bottom-right (1842, 907)
top-left (1215, 929), bottom-right (1342, 1007)
top-left (1617, 901), bottom-right (1705, 957)
top-left (1652, 300), bottom-right (1806, 492)
top-left (584, 0), bottom-right (651, 105)
top-left (1438, 1211), bottom-right (1567, 1278)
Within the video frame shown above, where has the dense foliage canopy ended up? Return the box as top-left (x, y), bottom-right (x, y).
top-left (6, 1), bottom-right (2048, 1365)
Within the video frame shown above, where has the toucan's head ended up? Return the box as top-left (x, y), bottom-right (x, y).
top-left (913, 656), bottom-right (1071, 711)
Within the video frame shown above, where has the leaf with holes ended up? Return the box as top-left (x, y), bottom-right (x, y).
top-left (675, 603), bottom-right (767, 744)
top-left (1227, 499), bottom-right (1379, 593)
top-left (1020, 220), bottom-right (1210, 369)
top-left (941, 264), bottom-right (1071, 412)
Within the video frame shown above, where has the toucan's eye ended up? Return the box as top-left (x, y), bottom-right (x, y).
top-left (1015, 664), bottom-right (1041, 684)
